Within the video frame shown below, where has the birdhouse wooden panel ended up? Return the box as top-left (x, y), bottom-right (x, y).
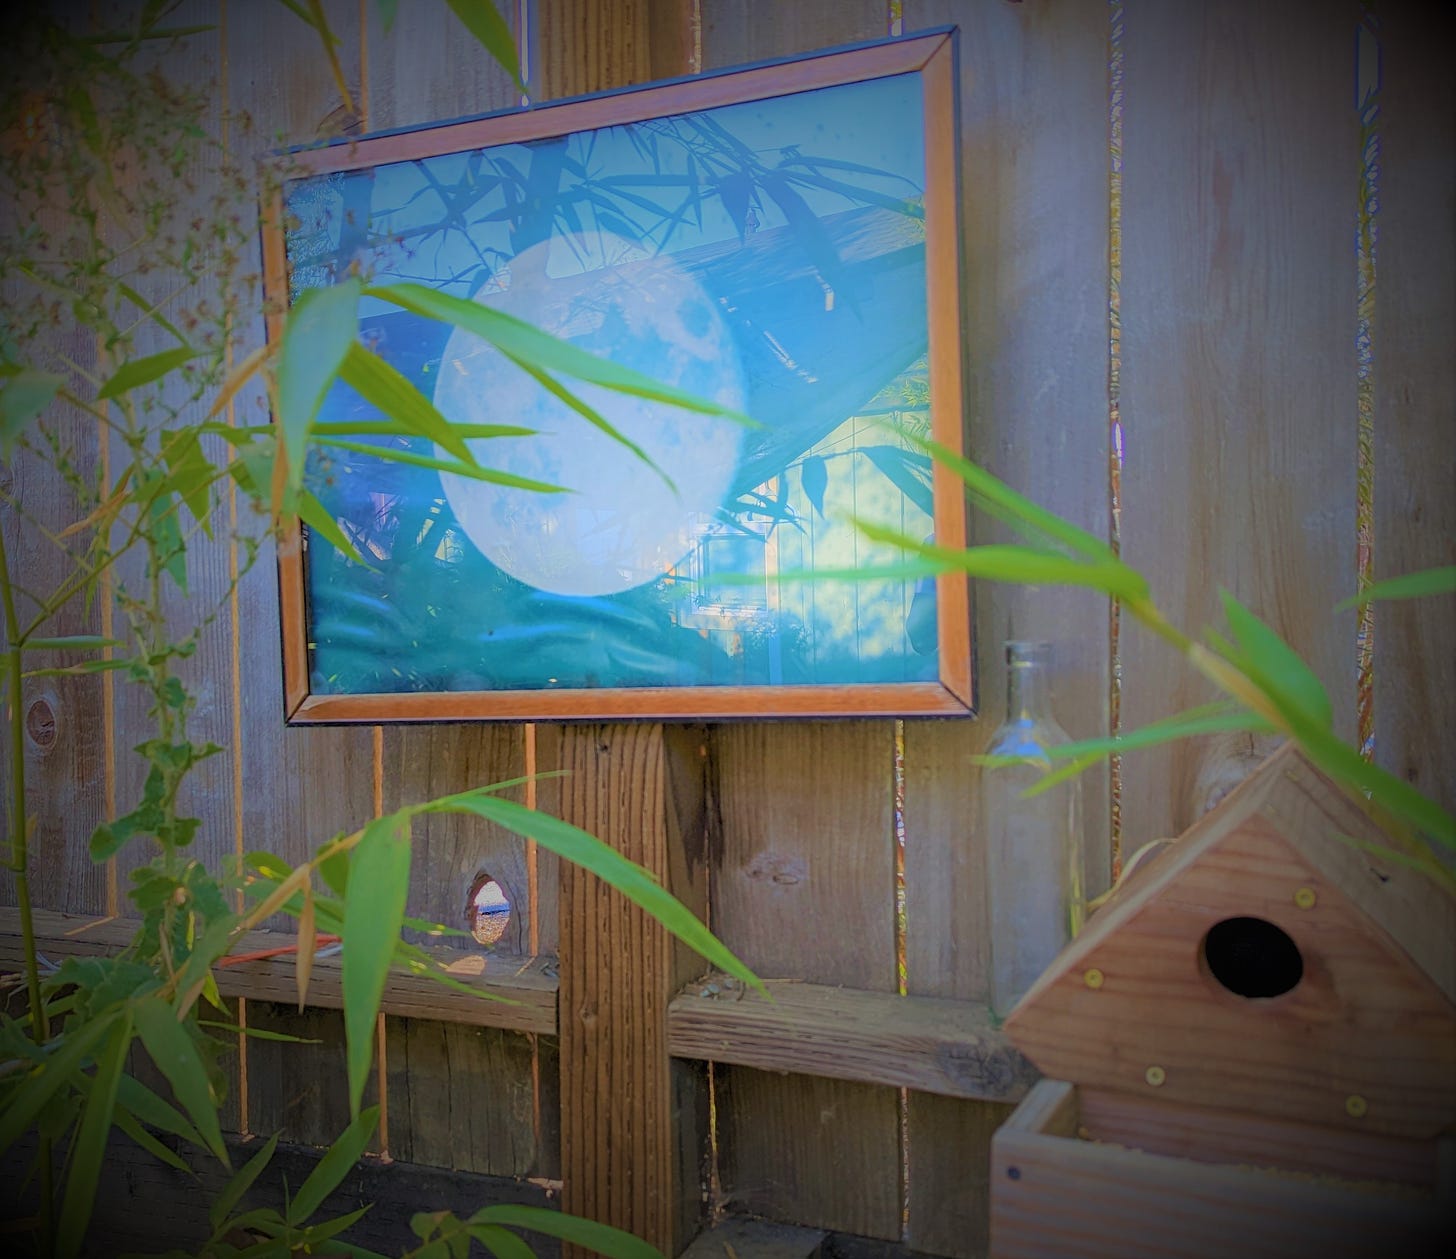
top-left (1004, 744), bottom-right (1456, 1139)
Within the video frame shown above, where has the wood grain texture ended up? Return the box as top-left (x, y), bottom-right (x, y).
top-left (990, 1081), bottom-right (1453, 1259)
top-left (384, 1019), bottom-right (539, 1174)
top-left (225, 0), bottom-right (376, 897)
top-left (1118, 0), bottom-right (1359, 846)
top-left (0, 907), bottom-right (558, 1034)
top-left (537, 0), bottom-right (655, 98)
top-left (1004, 759), bottom-right (1456, 1140)
top-left (670, 975), bottom-right (1036, 1102)
top-left (246, 1002), bottom-right (365, 1145)
top-left (710, 721), bottom-right (901, 1238)
top-left (1371, 2), bottom-right (1456, 817)
top-left (1076, 1086), bottom-right (1441, 1190)
top-left (557, 723), bottom-right (712, 1253)
top-left (897, 2), bottom-right (1113, 1253)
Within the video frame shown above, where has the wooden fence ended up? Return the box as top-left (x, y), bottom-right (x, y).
top-left (3, 1), bottom-right (1452, 1256)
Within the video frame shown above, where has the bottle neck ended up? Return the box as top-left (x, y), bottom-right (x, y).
top-left (1005, 657), bottom-right (1050, 722)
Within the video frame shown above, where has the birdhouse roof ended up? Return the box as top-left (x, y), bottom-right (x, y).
top-left (1003, 743), bottom-right (1456, 1139)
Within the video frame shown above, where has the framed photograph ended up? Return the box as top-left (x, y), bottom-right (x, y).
top-left (264, 29), bottom-right (972, 722)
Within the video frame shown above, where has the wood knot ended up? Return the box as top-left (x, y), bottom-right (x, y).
top-left (743, 852), bottom-right (806, 886)
top-left (25, 696), bottom-right (56, 751)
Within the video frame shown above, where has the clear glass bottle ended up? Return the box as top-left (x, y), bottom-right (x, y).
top-left (982, 640), bottom-right (1085, 1021)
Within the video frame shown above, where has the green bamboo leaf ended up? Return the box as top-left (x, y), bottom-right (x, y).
top-left (1293, 722), bottom-right (1455, 853)
top-left (113, 1105), bottom-right (195, 1174)
top-left (312, 420), bottom-right (535, 440)
top-left (468, 1223), bottom-right (538, 1259)
top-left (296, 488), bottom-right (372, 568)
top-left (21, 659), bottom-right (133, 677)
top-left (1, 368), bottom-right (65, 458)
top-left (899, 429), bottom-right (1119, 564)
top-left (115, 1072), bottom-right (207, 1148)
top-left (1217, 590), bottom-right (1333, 730)
top-left (470, 1205), bottom-right (662, 1259)
top-left (313, 438), bottom-right (567, 493)
top-left (425, 791), bottom-right (764, 997)
top-left (132, 996), bottom-right (229, 1166)
top-left (209, 1131), bottom-right (279, 1234)
top-left (287, 1106), bottom-right (379, 1224)
top-left (0, 1011), bottom-right (120, 1156)
top-left (198, 1019), bottom-right (324, 1045)
top-left (498, 348), bottom-right (675, 492)
top-left (21, 635), bottom-right (122, 651)
top-left (337, 342), bottom-right (477, 465)
top-left (376, 0), bottom-right (399, 33)
top-left (278, 278), bottom-right (361, 491)
top-left (161, 428), bottom-right (216, 536)
top-left (96, 346), bottom-right (200, 400)
top-left (1018, 705), bottom-right (1276, 799)
top-left (852, 521), bottom-right (1149, 601)
top-left (445, 0), bottom-right (524, 91)
top-left (1337, 565), bottom-right (1456, 610)
top-left (56, 1012), bottom-right (134, 1259)
top-left (116, 281), bottom-right (187, 346)
top-left (367, 282), bottom-right (756, 424)
top-left (342, 815), bottom-right (412, 1115)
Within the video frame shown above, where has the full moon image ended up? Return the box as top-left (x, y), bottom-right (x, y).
top-left (432, 238), bottom-right (748, 597)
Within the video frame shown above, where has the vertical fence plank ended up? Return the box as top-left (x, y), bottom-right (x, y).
top-left (1372, 2), bottom-right (1455, 817)
top-left (897, 2), bottom-right (1112, 1254)
top-left (224, 0), bottom-right (375, 1147)
top-left (362, 1), bottom-right (552, 1181)
top-left (711, 722), bottom-right (901, 1237)
top-left (696, 1), bottom-right (905, 1242)
top-left (533, 4), bottom-right (712, 1249)
top-left (557, 723), bottom-right (712, 1253)
top-left (110, 0), bottom-right (238, 919)
top-left (1118, 0), bottom-right (1358, 847)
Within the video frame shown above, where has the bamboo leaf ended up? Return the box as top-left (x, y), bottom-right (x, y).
top-left (56, 1011), bottom-right (134, 1259)
top-left (116, 281), bottom-right (188, 346)
top-left (313, 438), bottom-right (567, 493)
top-left (296, 887), bottom-right (317, 1011)
top-left (342, 815), bottom-right (412, 1116)
top-left (444, 0), bottom-right (524, 93)
top-left (899, 429), bottom-right (1119, 563)
top-left (1, 368), bottom-right (65, 458)
top-left (1338, 565), bottom-right (1456, 609)
top-left (115, 1073), bottom-right (207, 1149)
top-left (96, 346), bottom-right (200, 400)
top-left (367, 282), bottom-right (756, 424)
top-left (132, 996), bottom-right (229, 1166)
top-left (468, 1223), bottom-right (538, 1259)
top-left (161, 428), bottom-right (216, 535)
top-left (312, 419), bottom-right (535, 440)
top-left (296, 488), bottom-right (372, 568)
top-left (206, 342), bottom-right (270, 419)
top-left (424, 791), bottom-right (764, 997)
top-left (113, 1105), bottom-right (195, 1174)
top-left (287, 1106), bottom-right (379, 1225)
top-left (277, 278), bottom-right (360, 492)
top-left (21, 636), bottom-right (122, 651)
top-left (1217, 590), bottom-right (1333, 730)
top-left (0, 1011), bottom-right (120, 1156)
top-left (337, 341), bottom-right (477, 465)
top-left (208, 1131), bottom-right (279, 1235)
top-left (469, 1204), bottom-right (662, 1259)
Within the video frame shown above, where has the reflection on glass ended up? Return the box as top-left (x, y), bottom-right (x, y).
top-left (290, 73), bottom-right (937, 694)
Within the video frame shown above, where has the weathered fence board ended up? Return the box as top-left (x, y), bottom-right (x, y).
top-left (1118, 0), bottom-right (1359, 844)
top-left (1373, 1), bottom-right (1455, 815)
top-left (897, 1), bottom-right (1113, 1253)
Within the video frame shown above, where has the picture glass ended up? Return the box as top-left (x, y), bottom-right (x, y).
top-left (287, 70), bottom-right (943, 699)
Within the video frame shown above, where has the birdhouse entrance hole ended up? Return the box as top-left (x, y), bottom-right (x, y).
top-left (1202, 916), bottom-right (1303, 999)
top-left (468, 873), bottom-right (511, 947)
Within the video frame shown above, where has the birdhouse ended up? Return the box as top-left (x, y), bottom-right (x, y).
top-left (989, 743), bottom-right (1456, 1258)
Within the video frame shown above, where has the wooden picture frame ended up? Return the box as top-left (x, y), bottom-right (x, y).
top-left (264, 29), bottom-right (972, 722)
